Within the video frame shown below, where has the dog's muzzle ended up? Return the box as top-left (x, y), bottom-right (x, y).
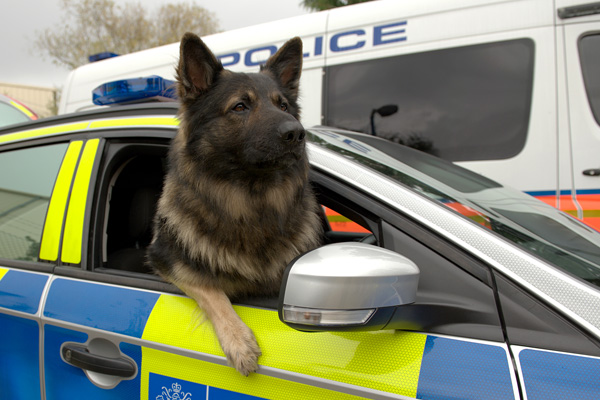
top-left (278, 120), bottom-right (306, 145)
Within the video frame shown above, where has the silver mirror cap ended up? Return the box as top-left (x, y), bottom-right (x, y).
top-left (281, 242), bottom-right (420, 310)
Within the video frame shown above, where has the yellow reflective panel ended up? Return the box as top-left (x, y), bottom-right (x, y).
top-left (39, 141), bottom-right (83, 261)
top-left (0, 267), bottom-right (8, 281)
top-left (143, 294), bottom-right (426, 398)
top-left (61, 139), bottom-right (100, 264)
top-left (89, 117), bottom-right (178, 129)
top-left (0, 122), bottom-right (89, 145)
top-left (141, 347), bottom-right (365, 400)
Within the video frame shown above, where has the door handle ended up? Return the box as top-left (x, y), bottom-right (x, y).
top-left (583, 168), bottom-right (600, 176)
top-left (62, 343), bottom-right (136, 378)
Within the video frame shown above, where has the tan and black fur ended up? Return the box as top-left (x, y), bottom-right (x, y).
top-left (147, 33), bottom-right (322, 375)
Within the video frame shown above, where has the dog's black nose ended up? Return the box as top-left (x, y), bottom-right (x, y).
top-left (279, 120), bottom-right (305, 143)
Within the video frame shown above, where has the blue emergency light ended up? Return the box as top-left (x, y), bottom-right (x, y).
top-left (88, 52), bottom-right (119, 63)
top-left (92, 76), bottom-right (177, 106)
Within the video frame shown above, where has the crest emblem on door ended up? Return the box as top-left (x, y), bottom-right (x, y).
top-left (156, 382), bottom-right (192, 400)
top-left (150, 374), bottom-right (204, 400)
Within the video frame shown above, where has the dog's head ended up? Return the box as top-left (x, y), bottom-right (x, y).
top-left (174, 33), bottom-right (307, 178)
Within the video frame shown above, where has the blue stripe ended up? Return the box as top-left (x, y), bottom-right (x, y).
top-left (0, 269), bottom-right (48, 314)
top-left (417, 336), bottom-right (515, 400)
top-left (520, 349), bottom-right (600, 400)
top-left (526, 188), bottom-right (600, 197)
top-left (0, 314), bottom-right (41, 399)
top-left (526, 190), bottom-right (559, 197)
top-left (43, 278), bottom-right (159, 337)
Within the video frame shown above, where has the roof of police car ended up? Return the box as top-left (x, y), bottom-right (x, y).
top-left (0, 102), bottom-right (181, 136)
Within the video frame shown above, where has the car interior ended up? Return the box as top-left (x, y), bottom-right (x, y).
top-left (104, 154), bottom-right (164, 273)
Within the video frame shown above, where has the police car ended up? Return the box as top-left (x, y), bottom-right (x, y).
top-left (1, 79), bottom-right (599, 400)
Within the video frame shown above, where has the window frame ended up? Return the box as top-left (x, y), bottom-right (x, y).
top-left (52, 130), bottom-right (177, 295)
top-left (578, 32), bottom-right (600, 126)
top-left (322, 38), bottom-right (535, 162)
top-left (0, 141), bottom-right (71, 268)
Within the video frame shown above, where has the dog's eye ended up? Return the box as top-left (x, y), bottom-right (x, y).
top-left (280, 102), bottom-right (288, 112)
top-left (232, 103), bottom-right (247, 112)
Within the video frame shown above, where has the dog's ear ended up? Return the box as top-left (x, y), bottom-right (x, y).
top-left (176, 32), bottom-right (223, 98)
top-left (263, 37), bottom-right (303, 101)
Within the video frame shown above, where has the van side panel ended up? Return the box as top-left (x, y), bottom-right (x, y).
top-left (562, 22), bottom-right (600, 229)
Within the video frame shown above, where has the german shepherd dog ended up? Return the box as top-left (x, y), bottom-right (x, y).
top-left (147, 33), bottom-right (323, 376)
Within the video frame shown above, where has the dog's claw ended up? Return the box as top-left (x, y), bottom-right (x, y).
top-left (221, 323), bottom-right (262, 376)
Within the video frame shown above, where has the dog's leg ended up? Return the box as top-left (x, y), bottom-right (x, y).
top-left (179, 282), bottom-right (262, 376)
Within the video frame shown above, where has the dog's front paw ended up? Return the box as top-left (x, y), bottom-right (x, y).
top-left (221, 323), bottom-right (262, 376)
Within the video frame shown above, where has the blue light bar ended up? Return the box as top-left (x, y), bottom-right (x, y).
top-left (88, 52), bottom-right (119, 63)
top-left (92, 76), bottom-right (177, 106)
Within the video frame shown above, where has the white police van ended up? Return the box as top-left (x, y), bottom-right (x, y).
top-left (58, 0), bottom-right (600, 230)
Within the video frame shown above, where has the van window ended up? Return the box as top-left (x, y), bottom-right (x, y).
top-left (323, 39), bottom-right (534, 161)
top-left (579, 34), bottom-right (600, 126)
top-left (0, 144), bottom-right (68, 261)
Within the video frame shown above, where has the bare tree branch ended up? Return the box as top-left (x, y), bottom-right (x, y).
top-left (34, 0), bottom-right (219, 69)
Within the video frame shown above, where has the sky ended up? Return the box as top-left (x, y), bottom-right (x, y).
top-left (0, 0), bottom-right (309, 89)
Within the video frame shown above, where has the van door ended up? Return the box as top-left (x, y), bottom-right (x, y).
top-left (562, 20), bottom-right (600, 230)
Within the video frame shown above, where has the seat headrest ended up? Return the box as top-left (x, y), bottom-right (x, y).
top-left (128, 186), bottom-right (160, 240)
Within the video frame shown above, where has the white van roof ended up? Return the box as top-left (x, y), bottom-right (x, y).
top-left (59, 0), bottom-right (587, 115)
top-left (58, 5), bottom-right (328, 114)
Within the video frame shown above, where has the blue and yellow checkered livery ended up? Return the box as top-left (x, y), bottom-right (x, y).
top-left (38, 277), bottom-right (522, 399)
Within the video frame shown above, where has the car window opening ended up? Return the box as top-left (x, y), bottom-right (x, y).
top-left (104, 154), bottom-right (164, 273)
top-left (101, 151), bottom-right (375, 276)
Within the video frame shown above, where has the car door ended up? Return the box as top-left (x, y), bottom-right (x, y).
top-left (494, 271), bottom-right (600, 400)
top-left (35, 125), bottom-right (169, 399)
top-left (307, 172), bottom-right (522, 400)
top-left (31, 135), bottom-right (151, 399)
top-left (37, 126), bottom-right (525, 399)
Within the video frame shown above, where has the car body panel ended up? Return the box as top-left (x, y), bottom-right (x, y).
top-left (515, 347), bottom-right (600, 400)
top-left (0, 267), bottom-right (48, 398)
top-left (38, 274), bottom-right (518, 400)
top-left (39, 141), bottom-right (85, 262)
top-left (1, 103), bottom-right (599, 399)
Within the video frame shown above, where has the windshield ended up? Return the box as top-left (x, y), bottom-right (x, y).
top-left (308, 129), bottom-right (600, 289)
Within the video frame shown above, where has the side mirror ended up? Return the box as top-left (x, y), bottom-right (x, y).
top-left (278, 243), bottom-right (419, 332)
